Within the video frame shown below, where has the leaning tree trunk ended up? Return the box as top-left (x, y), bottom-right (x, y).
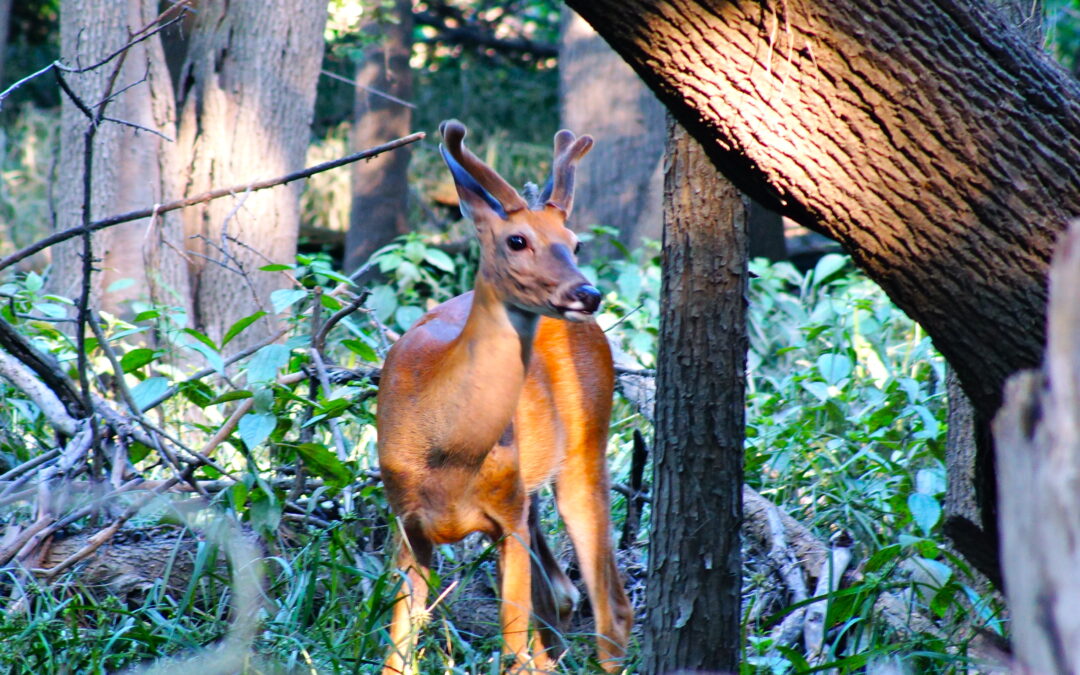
top-left (175, 0), bottom-right (327, 346)
top-left (994, 220), bottom-right (1080, 674)
top-left (54, 0), bottom-right (190, 319)
top-left (565, 0), bottom-right (1079, 420)
top-left (644, 117), bottom-right (748, 673)
top-left (344, 0), bottom-right (413, 275)
top-left (566, 0), bottom-right (1080, 584)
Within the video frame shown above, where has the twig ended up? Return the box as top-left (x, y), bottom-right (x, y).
top-left (314, 290), bottom-right (370, 352)
top-left (0, 133), bottom-right (426, 273)
top-left (320, 69), bottom-right (416, 109)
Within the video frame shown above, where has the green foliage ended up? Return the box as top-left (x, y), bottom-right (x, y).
top-left (741, 255), bottom-right (1002, 673)
top-left (0, 105), bottom-right (59, 256)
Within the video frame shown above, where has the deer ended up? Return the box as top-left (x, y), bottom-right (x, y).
top-left (375, 120), bottom-right (633, 674)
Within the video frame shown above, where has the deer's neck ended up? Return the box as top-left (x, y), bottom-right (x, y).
top-left (439, 282), bottom-right (538, 456)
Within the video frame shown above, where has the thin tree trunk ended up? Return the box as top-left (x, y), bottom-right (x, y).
top-left (644, 116), bottom-right (748, 673)
top-left (344, 0), bottom-right (413, 274)
top-left (0, 0), bottom-right (11, 86)
top-left (565, 0), bottom-right (1079, 423)
top-left (175, 0), bottom-right (327, 345)
top-left (559, 9), bottom-right (665, 251)
top-left (53, 0), bottom-right (188, 320)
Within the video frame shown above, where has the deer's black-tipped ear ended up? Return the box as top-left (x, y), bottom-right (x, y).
top-left (440, 143), bottom-right (508, 221)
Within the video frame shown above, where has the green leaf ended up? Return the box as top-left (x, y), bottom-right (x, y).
top-left (133, 309), bottom-right (161, 322)
top-left (259, 263), bottom-right (294, 271)
top-left (271, 288), bottom-right (308, 314)
top-left (395, 305), bottom-right (424, 331)
top-left (222, 311), bottom-right (267, 347)
top-left (130, 376), bottom-right (170, 412)
top-left (128, 441), bottom-right (153, 464)
top-left (811, 253), bottom-right (848, 287)
top-left (908, 493), bottom-right (942, 535)
top-left (404, 240), bottom-right (426, 263)
top-left (863, 544), bottom-right (902, 573)
top-left (238, 411), bottom-right (277, 449)
top-left (342, 338), bottom-right (378, 363)
top-left (423, 248), bottom-right (456, 272)
top-left (180, 380), bottom-right (215, 408)
top-left (120, 348), bottom-right (157, 373)
top-left (369, 285), bottom-right (398, 324)
top-left (182, 328), bottom-right (218, 352)
top-left (210, 390), bottom-right (253, 405)
top-left (320, 294), bottom-right (343, 311)
top-left (246, 343), bottom-right (290, 384)
top-left (24, 271), bottom-right (43, 292)
top-left (816, 353), bottom-right (853, 386)
top-left (184, 340), bottom-right (225, 375)
top-left (296, 442), bottom-right (352, 488)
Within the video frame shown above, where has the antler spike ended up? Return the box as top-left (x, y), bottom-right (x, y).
top-left (440, 120), bottom-right (528, 214)
top-left (544, 130), bottom-right (594, 216)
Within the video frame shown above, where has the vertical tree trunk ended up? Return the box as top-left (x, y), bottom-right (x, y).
top-left (344, 0), bottom-right (413, 274)
top-left (0, 0), bottom-right (11, 86)
top-left (643, 116), bottom-right (748, 673)
top-left (54, 0), bottom-right (189, 320)
top-left (994, 219), bottom-right (1080, 674)
top-left (559, 9), bottom-right (665, 251)
top-left (175, 0), bottom-right (327, 345)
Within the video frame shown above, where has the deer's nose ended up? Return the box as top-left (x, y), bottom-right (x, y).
top-left (572, 284), bottom-right (602, 314)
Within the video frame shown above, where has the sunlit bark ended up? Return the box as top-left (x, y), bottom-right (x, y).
top-left (54, 0), bottom-right (189, 319)
top-left (565, 0), bottom-right (1080, 422)
top-left (175, 0), bottom-right (327, 345)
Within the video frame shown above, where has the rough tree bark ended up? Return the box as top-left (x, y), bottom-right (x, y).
top-left (344, 0), bottom-right (413, 274)
top-left (941, 0), bottom-right (1041, 592)
top-left (559, 10), bottom-right (665, 250)
top-left (53, 0), bottom-right (190, 319)
top-left (175, 0), bottom-right (327, 345)
top-left (994, 220), bottom-right (1080, 675)
top-left (644, 117), bottom-right (747, 673)
top-left (565, 0), bottom-right (1078, 418)
top-left (566, 0), bottom-right (1080, 583)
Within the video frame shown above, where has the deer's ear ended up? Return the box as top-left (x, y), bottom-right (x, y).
top-left (440, 143), bottom-right (507, 221)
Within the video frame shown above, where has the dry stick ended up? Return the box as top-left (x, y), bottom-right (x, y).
top-left (37, 476), bottom-right (184, 579)
top-left (804, 532), bottom-right (855, 663)
top-left (86, 312), bottom-right (211, 499)
top-left (0, 133), bottom-right (425, 274)
top-left (764, 502), bottom-right (812, 655)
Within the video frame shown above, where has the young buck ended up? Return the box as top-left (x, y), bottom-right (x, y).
top-left (376, 120), bottom-right (632, 673)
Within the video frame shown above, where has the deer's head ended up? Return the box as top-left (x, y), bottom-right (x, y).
top-left (439, 120), bottom-right (601, 322)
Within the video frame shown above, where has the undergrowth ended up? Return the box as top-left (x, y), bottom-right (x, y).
top-left (0, 223), bottom-right (1001, 673)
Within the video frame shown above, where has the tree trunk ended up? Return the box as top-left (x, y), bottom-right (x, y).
top-left (994, 219), bottom-right (1080, 674)
top-left (564, 0), bottom-right (1079, 424)
top-left (175, 0), bottom-right (327, 345)
top-left (54, 0), bottom-right (189, 319)
top-left (559, 9), bottom-right (665, 251)
top-left (344, 0), bottom-right (413, 274)
top-left (644, 117), bottom-right (747, 673)
top-left (939, 0), bottom-right (1040, 591)
top-left (0, 0), bottom-right (11, 86)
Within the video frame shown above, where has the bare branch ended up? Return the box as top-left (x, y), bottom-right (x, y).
top-left (0, 133), bottom-right (426, 274)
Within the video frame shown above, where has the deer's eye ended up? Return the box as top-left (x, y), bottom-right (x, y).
top-left (507, 235), bottom-right (528, 251)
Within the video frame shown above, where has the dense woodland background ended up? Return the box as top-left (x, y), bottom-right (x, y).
top-left (1, 0), bottom-right (1080, 673)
